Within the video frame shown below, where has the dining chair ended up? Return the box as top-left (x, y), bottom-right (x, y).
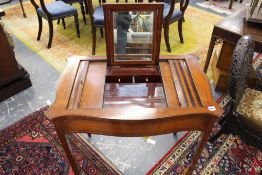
top-left (30, 0), bottom-right (80, 48)
top-left (60, 0), bottom-right (88, 25)
top-left (209, 35), bottom-right (262, 150)
top-left (162, 0), bottom-right (189, 52)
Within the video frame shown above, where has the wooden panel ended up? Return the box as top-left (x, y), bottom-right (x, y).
top-left (68, 61), bottom-right (89, 109)
top-left (79, 62), bottom-right (107, 108)
top-left (106, 67), bottom-right (160, 76)
top-left (170, 60), bottom-right (202, 107)
top-left (172, 60), bottom-right (194, 107)
top-left (103, 83), bottom-right (166, 108)
top-left (53, 58), bottom-right (81, 108)
top-left (159, 62), bottom-right (180, 108)
top-left (216, 42), bottom-right (234, 71)
top-left (212, 51), bottom-right (229, 91)
top-left (168, 60), bottom-right (188, 107)
top-left (186, 58), bottom-right (213, 106)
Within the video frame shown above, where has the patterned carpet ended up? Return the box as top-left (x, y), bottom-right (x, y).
top-left (0, 107), bottom-right (121, 175)
top-left (146, 91), bottom-right (262, 174)
top-left (147, 130), bottom-right (262, 174)
top-left (146, 54), bottom-right (262, 175)
top-left (1, 100), bottom-right (261, 174)
top-left (2, 1), bottom-right (222, 73)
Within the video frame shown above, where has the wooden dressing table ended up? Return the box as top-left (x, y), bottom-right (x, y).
top-left (45, 3), bottom-right (223, 175)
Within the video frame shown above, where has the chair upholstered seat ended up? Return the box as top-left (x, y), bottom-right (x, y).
top-left (93, 6), bottom-right (104, 26)
top-left (163, 2), bottom-right (182, 23)
top-left (236, 88), bottom-right (262, 133)
top-left (37, 1), bottom-right (77, 19)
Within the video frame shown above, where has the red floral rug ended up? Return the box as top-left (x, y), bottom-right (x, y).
top-left (147, 96), bottom-right (262, 175)
top-left (147, 131), bottom-right (262, 174)
top-left (0, 107), bottom-right (122, 175)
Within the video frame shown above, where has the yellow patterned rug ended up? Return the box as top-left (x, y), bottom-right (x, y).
top-left (2, 1), bottom-right (223, 73)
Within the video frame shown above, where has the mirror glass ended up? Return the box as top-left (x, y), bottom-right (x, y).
top-left (113, 11), bottom-right (154, 62)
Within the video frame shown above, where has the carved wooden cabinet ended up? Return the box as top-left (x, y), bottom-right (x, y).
top-left (0, 19), bottom-right (31, 101)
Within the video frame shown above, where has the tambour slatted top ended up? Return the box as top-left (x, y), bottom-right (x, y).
top-left (61, 57), bottom-right (206, 111)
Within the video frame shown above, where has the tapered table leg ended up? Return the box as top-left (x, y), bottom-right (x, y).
top-left (204, 36), bottom-right (217, 73)
top-left (54, 121), bottom-right (80, 175)
top-left (186, 119), bottom-right (215, 175)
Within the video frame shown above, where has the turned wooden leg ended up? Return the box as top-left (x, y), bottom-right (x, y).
top-left (100, 28), bottom-right (103, 38)
top-left (178, 19), bottom-right (184, 44)
top-left (203, 36), bottom-right (217, 73)
top-left (92, 27), bottom-right (96, 55)
top-left (53, 121), bottom-right (80, 175)
top-left (47, 19), bottom-right (53, 48)
top-left (74, 14), bottom-right (80, 38)
top-left (163, 25), bottom-right (171, 52)
top-left (37, 14), bottom-right (42, 41)
top-left (80, 2), bottom-right (87, 25)
top-left (229, 0), bottom-right (234, 9)
top-left (62, 18), bottom-right (66, 29)
top-left (19, 0), bottom-right (26, 18)
top-left (83, 0), bottom-right (89, 15)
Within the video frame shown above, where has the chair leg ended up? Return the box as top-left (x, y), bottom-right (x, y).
top-left (92, 27), bottom-right (96, 55)
top-left (100, 28), bottom-right (103, 38)
top-left (83, 0), bottom-right (88, 15)
top-left (178, 19), bottom-right (184, 44)
top-left (80, 2), bottom-right (87, 25)
top-left (57, 19), bottom-right (60, 25)
top-left (74, 14), bottom-right (80, 38)
top-left (47, 19), bottom-right (53, 49)
top-left (163, 25), bottom-right (171, 52)
top-left (62, 18), bottom-right (66, 29)
top-left (19, 0), bottom-right (26, 18)
top-left (37, 15), bottom-right (42, 41)
top-left (88, 133), bottom-right (91, 137)
top-left (229, 0), bottom-right (234, 9)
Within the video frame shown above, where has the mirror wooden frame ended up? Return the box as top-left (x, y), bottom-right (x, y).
top-left (104, 3), bottom-right (163, 67)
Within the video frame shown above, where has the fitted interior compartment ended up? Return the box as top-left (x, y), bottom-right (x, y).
top-left (103, 67), bottom-right (167, 108)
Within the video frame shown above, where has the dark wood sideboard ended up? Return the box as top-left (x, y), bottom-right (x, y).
top-left (203, 7), bottom-right (262, 91)
top-left (0, 9), bottom-right (31, 101)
